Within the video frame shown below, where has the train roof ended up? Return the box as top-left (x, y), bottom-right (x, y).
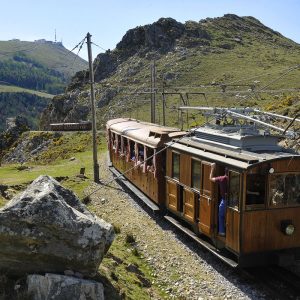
top-left (168, 125), bottom-right (300, 170)
top-left (106, 118), bottom-right (186, 148)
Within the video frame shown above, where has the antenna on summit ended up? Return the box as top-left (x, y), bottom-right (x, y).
top-left (55, 29), bottom-right (57, 43)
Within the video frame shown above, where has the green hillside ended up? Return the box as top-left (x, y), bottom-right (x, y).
top-left (42, 15), bottom-right (300, 129)
top-left (0, 39), bottom-right (88, 131)
top-left (0, 84), bottom-right (53, 98)
top-left (0, 92), bottom-right (50, 131)
top-left (0, 39), bottom-right (87, 94)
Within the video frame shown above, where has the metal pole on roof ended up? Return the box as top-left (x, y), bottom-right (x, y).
top-left (87, 32), bottom-right (100, 183)
top-left (162, 80), bottom-right (166, 126)
top-left (227, 110), bottom-right (295, 136)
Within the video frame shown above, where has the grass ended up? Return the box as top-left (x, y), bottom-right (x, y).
top-left (99, 234), bottom-right (167, 299)
top-left (0, 197), bottom-right (7, 207)
top-left (0, 84), bottom-right (54, 98)
top-left (0, 131), bottom-right (106, 198)
top-left (0, 151), bottom-right (92, 199)
top-left (0, 131), bottom-right (169, 298)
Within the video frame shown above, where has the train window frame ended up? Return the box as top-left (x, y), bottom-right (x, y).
top-left (201, 161), bottom-right (212, 197)
top-left (191, 158), bottom-right (201, 191)
top-left (172, 152), bottom-right (180, 181)
top-left (245, 174), bottom-right (266, 210)
top-left (228, 170), bottom-right (241, 211)
top-left (268, 172), bottom-right (300, 208)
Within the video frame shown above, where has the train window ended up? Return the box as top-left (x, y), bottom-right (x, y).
top-left (146, 148), bottom-right (155, 172)
top-left (191, 159), bottom-right (201, 190)
top-left (112, 133), bottom-right (116, 149)
top-left (269, 173), bottom-right (300, 207)
top-left (201, 163), bottom-right (211, 197)
top-left (228, 171), bottom-right (240, 210)
top-left (128, 141), bottom-right (135, 161)
top-left (123, 138), bottom-right (128, 154)
top-left (246, 174), bottom-right (265, 206)
top-left (172, 152), bottom-right (180, 180)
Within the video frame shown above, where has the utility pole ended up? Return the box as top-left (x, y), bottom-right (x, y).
top-left (150, 61), bottom-right (156, 124)
top-left (86, 32), bottom-right (100, 183)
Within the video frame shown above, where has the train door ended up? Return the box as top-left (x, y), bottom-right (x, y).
top-left (225, 170), bottom-right (241, 253)
top-left (198, 162), bottom-right (214, 236)
top-left (166, 152), bottom-right (181, 212)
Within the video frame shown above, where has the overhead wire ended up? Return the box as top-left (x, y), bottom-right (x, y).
top-left (238, 64), bottom-right (300, 105)
top-left (91, 42), bottom-right (107, 52)
top-left (82, 125), bottom-right (202, 201)
top-left (69, 37), bottom-right (86, 71)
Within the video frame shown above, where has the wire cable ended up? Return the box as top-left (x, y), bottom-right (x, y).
top-left (91, 42), bottom-right (107, 52)
top-left (69, 38), bottom-right (86, 71)
top-left (82, 126), bottom-right (202, 201)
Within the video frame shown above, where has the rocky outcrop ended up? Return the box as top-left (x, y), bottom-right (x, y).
top-left (27, 273), bottom-right (104, 300)
top-left (39, 93), bottom-right (89, 130)
top-left (117, 17), bottom-right (185, 53)
top-left (0, 116), bottom-right (30, 160)
top-left (0, 175), bottom-right (114, 276)
top-left (40, 15), bottom-right (300, 128)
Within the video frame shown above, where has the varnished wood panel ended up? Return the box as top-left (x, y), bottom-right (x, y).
top-left (180, 154), bottom-right (191, 186)
top-left (198, 161), bottom-right (214, 237)
top-left (226, 208), bottom-right (240, 253)
top-left (183, 189), bottom-right (196, 222)
top-left (166, 149), bottom-right (172, 177)
top-left (202, 162), bottom-right (212, 197)
top-left (271, 158), bottom-right (300, 173)
top-left (264, 208), bottom-right (300, 250)
top-left (242, 211), bottom-right (267, 253)
top-left (242, 207), bottom-right (300, 253)
top-left (198, 195), bottom-right (212, 236)
top-left (167, 180), bottom-right (179, 212)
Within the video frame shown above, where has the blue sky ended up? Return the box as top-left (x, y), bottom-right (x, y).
top-left (2, 0), bottom-right (300, 60)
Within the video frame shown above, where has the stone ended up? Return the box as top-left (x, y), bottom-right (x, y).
top-left (0, 175), bottom-right (115, 276)
top-left (27, 273), bottom-right (104, 300)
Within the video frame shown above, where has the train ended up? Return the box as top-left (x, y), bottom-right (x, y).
top-left (106, 114), bottom-right (300, 267)
top-left (50, 121), bottom-right (92, 131)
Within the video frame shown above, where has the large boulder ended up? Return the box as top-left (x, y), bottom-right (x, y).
top-left (0, 175), bottom-right (114, 276)
top-left (27, 273), bottom-right (104, 300)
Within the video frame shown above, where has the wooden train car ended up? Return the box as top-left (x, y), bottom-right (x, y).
top-left (107, 118), bottom-right (300, 267)
top-left (106, 118), bottom-right (186, 207)
top-left (50, 121), bottom-right (92, 131)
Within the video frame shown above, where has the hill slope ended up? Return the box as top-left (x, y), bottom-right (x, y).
top-left (41, 14), bottom-right (300, 129)
top-left (0, 39), bottom-right (88, 130)
top-left (0, 39), bottom-right (88, 94)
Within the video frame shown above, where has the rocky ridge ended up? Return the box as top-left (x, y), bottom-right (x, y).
top-left (40, 14), bottom-right (300, 129)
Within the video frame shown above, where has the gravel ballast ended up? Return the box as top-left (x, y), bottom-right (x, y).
top-left (86, 156), bottom-right (268, 299)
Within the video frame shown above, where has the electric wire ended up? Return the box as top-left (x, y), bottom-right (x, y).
top-left (82, 126), bottom-right (202, 200)
top-left (69, 37), bottom-right (86, 71)
top-left (238, 64), bottom-right (300, 105)
top-left (91, 42), bottom-right (107, 52)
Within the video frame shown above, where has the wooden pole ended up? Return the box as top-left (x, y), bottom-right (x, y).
top-left (153, 60), bottom-right (156, 124)
top-left (87, 32), bottom-right (100, 183)
top-left (150, 64), bottom-right (154, 123)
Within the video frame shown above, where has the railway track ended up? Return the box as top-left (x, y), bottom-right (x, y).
top-left (109, 164), bottom-right (300, 299)
top-left (239, 265), bottom-right (300, 299)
